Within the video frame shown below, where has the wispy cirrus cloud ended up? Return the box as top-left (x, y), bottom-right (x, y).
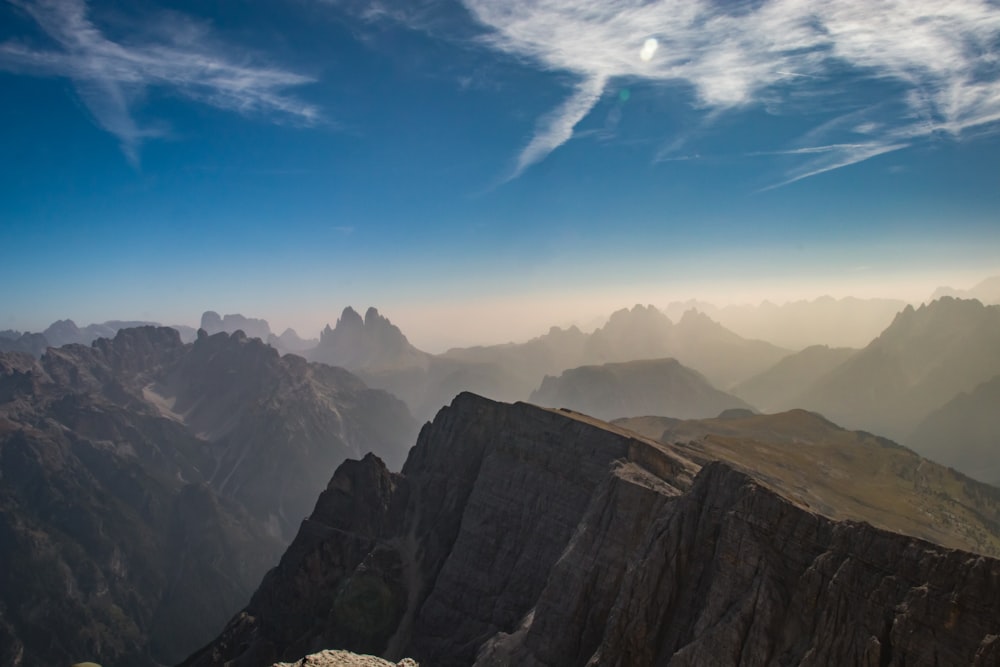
top-left (0, 0), bottom-right (319, 163)
top-left (458, 0), bottom-right (1000, 185)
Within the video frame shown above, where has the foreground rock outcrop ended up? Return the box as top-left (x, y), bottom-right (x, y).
top-left (273, 650), bottom-right (417, 667)
top-left (183, 393), bottom-right (1000, 667)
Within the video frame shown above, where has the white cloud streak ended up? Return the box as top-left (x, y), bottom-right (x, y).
top-left (0, 0), bottom-right (319, 163)
top-left (510, 74), bottom-right (606, 179)
top-left (460, 0), bottom-right (1000, 183)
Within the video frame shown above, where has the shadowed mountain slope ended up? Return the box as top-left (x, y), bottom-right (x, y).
top-left (183, 394), bottom-right (1000, 667)
top-left (732, 344), bottom-right (857, 411)
top-left (794, 297), bottom-right (1000, 440)
top-left (0, 326), bottom-right (416, 667)
top-left (908, 375), bottom-right (1000, 487)
top-left (530, 358), bottom-right (754, 421)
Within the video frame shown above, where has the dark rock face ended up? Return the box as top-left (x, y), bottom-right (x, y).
top-left (0, 326), bottom-right (417, 667)
top-left (530, 357), bottom-right (755, 421)
top-left (181, 393), bottom-right (1000, 667)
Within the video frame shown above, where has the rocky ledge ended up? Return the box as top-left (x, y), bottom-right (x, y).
top-left (183, 393), bottom-right (1000, 667)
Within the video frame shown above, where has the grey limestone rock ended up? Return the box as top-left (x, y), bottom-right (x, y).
top-left (186, 393), bottom-right (1000, 667)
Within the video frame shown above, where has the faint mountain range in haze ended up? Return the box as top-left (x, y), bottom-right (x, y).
top-left (908, 375), bottom-right (1000, 487)
top-left (447, 304), bottom-right (789, 391)
top-left (664, 295), bottom-right (906, 349)
top-left (311, 304), bottom-right (789, 420)
top-left (0, 330), bottom-right (49, 356)
top-left (200, 311), bottom-right (272, 341)
top-left (12, 319), bottom-right (200, 354)
top-left (308, 306), bottom-right (431, 373)
top-left (200, 310), bottom-right (317, 354)
top-left (732, 345), bottom-right (857, 412)
top-left (44, 318), bottom-right (160, 347)
top-left (931, 275), bottom-right (1000, 304)
top-left (530, 357), bottom-right (755, 421)
top-left (794, 297), bottom-right (1000, 442)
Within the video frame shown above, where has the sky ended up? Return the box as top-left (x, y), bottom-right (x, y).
top-left (2, 0), bottom-right (1000, 351)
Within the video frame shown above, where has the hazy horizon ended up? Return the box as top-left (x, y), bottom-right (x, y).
top-left (6, 268), bottom-right (998, 354)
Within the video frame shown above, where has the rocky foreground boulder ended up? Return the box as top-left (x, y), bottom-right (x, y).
top-left (273, 650), bottom-right (417, 667)
top-left (183, 392), bottom-right (1000, 666)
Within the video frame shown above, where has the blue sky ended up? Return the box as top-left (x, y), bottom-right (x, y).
top-left (2, 0), bottom-right (1000, 350)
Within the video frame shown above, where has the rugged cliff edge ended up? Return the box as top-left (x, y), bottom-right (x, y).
top-left (183, 393), bottom-right (1000, 667)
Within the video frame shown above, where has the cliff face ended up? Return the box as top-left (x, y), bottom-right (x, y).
top-left (184, 394), bottom-right (1000, 667)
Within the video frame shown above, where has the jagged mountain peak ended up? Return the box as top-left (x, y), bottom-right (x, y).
top-left (338, 305), bottom-right (364, 328)
top-left (311, 306), bottom-right (428, 373)
top-left (187, 393), bottom-right (1000, 667)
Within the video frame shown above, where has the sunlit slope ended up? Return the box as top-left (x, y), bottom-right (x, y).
top-left (616, 409), bottom-right (1000, 558)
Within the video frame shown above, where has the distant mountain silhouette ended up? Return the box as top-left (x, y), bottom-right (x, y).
top-left (269, 327), bottom-right (316, 354)
top-left (198, 311), bottom-right (318, 355)
top-left (908, 375), bottom-right (1000, 486)
top-left (313, 304), bottom-right (787, 420)
top-left (665, 295), bottom-right (906, 349)
top-left (0, 331), bottom-right (49, 357)
top-left (308, 306), bottom-right (431, 373)
top-left (931, 275), bottom-right (1000, 304)
top-left (42, 318), bottom-right (159, 347)
top-left (795, 297), bottom-right (1000, 440)
top-left (200, 311), bottom-right (272, 341)
top-left (530, 357), bottom-right (754, 421)
top-left (450, 304), bottom-right (787, 390)
top-left (733, 345), bottom-right (857, 411)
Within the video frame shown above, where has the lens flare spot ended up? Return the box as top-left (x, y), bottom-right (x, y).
top-left (639, 38), bottom-right (658, 62)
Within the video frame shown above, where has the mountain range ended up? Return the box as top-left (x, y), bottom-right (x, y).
top-left (663, 295), bottom-right (907, 349)
top-left (794, 297), bottom-right (1000, 442)
top-left (3, 287), bottom-right (1000, 666)
top-left (307, 304), bottom-right (788, 421)
top-left (0, 326), bottom-right (415, 666)
top-left (183, 393), bottom-right (1000, 667)
top-left (530, 358), bottom-right (754, 421)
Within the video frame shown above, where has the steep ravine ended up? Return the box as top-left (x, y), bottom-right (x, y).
top-left (183, 393), bottom-right (1000, 667)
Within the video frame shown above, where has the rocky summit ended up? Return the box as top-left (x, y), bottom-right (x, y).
top-left (183, 393), bottom-right (1000, 667)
